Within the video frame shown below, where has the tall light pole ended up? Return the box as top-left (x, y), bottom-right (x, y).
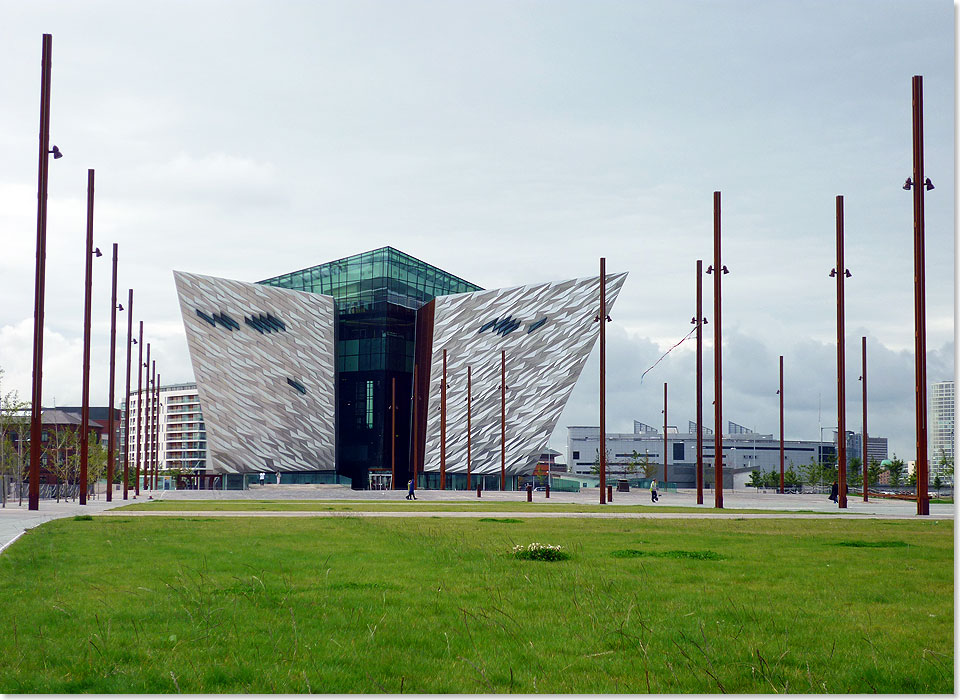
top-left (860, 336), bottom-right (868, 502)
top-left (905, 75), bottom-right (932, 516)
top-left (106, 243), bottom-right (119, 501)
top-left (153, 368), bottom-right (160, 490)
top-left (143, 343), bottom-right (151, 492)
top-left (440, 349), bottom-right (446, 490)
top-left (467, 365), bottom-right (472, 491)
top-left (692, 259), bottom-right (706, 505)
top-left (598, 257), bottom-right (609, 504)
top-left (831, 195), bottom-right (850, 509)
top-left (500, 350), bottom-right (506, 491)
top-left (390, 376), bottom-right (396, 489)
top-left (411, 364), bottom-right (418, 488)
top-left (134, 324), bottom-right (143, 496)
top-left (29, 34), bottom-right (59, 511)
top-left (122, 289), bottom-right (134, 500)
top-left (79, 169), bottom-right (100, 505)
top-left (662, 383), bottom-right (668, 483)
top-left (706, 192), bottom-right (728, 508)
top-left (779, 356), bottom-right (785, 493)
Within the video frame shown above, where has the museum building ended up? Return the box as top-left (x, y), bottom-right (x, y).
top-left (174, 246), bottom-right (626, 489)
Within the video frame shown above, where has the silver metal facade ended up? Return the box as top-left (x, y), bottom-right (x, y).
top-left (422, 273), bottom-right (627, 475)
top-left (174, 271), bottom-right (337, 473)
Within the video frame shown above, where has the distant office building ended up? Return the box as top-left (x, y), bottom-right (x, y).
top-left (838, 431), bottom-right (888, 466)
top-left (122, 382), bottom-right (208, 486)
top-left (930, 380), bottom-right (954, 482)
top-left (566, 421), bottom-right (838, 488)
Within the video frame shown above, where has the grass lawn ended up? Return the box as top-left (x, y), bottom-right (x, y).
top-left (0, 515), bottom-right (952, 693)
top-left (116, 499), bottom-right (818, 514)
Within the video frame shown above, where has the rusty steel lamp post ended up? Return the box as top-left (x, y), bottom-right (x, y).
top-left (691, 259), bottom-right (707, 504)
top-left (440, 349), bottom-right (447, 491)
top-left (467, 365), bottom-right (472, 492)
top-left (153, 369), bottom-right (160, 490)
top-left (390, 376), bottom-right (396, 489)
top-left (705, 192), bottom-right (729, 508)
top-left (122, 290), bottom-right (134, 500)
top-left (106, 243), bottom-right (119, 501)
top-left (830, 195), bottom-right (851, 509)
top-left (134, 324), bottom-right (143, 496)
top-left (778, 356), bottom-right (784, 493)
top-left (595, 258), bottom-right (612, 504)
top-left (142, 344), bottom-right (151, 492)
top-left (28, 34), bottom-right (61, 511)
top-left (500, 350), bottom-right (507, 491)
top-left (79, 170), bottom-right (101, 506)
top-left (904, 75), bottom-right (933, 516)
top-left (859, 337), bottom-right (868, 502)
top-left (662, 383), bottom-right (668, 483)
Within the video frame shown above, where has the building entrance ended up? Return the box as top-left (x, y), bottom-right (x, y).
top-left (369, 472), bottom-right (393, 490)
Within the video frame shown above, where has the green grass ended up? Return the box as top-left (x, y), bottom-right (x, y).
top-left (0, 516), bottom-right (952, 693)
top-left (116, 498), bottom-right (819, 514)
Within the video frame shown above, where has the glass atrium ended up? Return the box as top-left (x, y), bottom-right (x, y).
top-left (259, 247), bottom-right (482, 487)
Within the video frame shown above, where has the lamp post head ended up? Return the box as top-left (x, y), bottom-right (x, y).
top-left (117, 303), bottom-right (124, 312)
top-left (924, 178), bottom-right (934, 191)
top-left (903, 178), bottom-right (913, 190)
top-left (49, 145), bottom-right (62, 159)
top-left (829, 268), bottom-right (837, 278)
top-left (93, 247), bottom-right (102, 257)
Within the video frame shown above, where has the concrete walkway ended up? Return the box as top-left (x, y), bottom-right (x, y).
top-left (1, 486), bottom-right (953, 553)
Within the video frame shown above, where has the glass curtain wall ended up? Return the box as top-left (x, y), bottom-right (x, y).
top-left (259, 247), bottom-right (482, 488)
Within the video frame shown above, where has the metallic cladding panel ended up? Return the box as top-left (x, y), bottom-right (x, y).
top-left (422, 273), bottom-right (627, 475)
top-left (174, 271), bottom-right (336, 473)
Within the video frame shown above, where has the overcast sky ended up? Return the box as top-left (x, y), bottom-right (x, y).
top-left (0, 0), bottom-right (954, 462)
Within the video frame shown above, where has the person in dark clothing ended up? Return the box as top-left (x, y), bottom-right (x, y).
top-left (406, 479), bottom-right (417, 500)
top-left (829, 481), bottom-right (839, 504)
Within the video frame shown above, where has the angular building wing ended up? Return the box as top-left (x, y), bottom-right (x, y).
top-left (174, 271), bottom-right (337, 473)
top-left (415, 273), bottom-right (627, 476)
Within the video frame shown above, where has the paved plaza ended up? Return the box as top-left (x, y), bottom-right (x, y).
top-left (1, 484), bottom-right (953, 553)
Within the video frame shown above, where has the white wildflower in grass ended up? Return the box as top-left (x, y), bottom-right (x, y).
top-left (512, 542), bottom-right (570, 562)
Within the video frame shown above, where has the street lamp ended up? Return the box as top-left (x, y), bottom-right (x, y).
top-left (79, 170), bottom-right (98, 506)
top-left (904, 75), bottom-right (932, 516)
top-left (106, 243), bottom-right (119, 501)
top-left (691, 259), bottom-right (708, 505)
top-left (705, 191), bottom-right (730, 508)
top-left (830, 195), bottom-right (851, 508)
top-left (122, 289), bottom-right (134, 500)
top-left (28, 34), bottom-right (60, 511)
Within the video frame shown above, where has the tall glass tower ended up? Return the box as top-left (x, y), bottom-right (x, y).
top-left (259, 247), bottom-right (482, 487)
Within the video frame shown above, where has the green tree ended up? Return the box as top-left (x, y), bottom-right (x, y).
top-left (0, 369), bottom-right (30, 506)
top-left (747, 469), bottom-right (762, 490)
top-left (887, 455), bottom-right (905, 487)
top-left (847, 457), bottom-right (863, 489)
top-left (86, 433), bottom-right (108, 498)
top-left (933, 475), bottom-right (942, 496)
top-left (763, 469), bottom-right (779, 489)
top-left (784, 467), bottom-right (801, 489)
top-left (936, 448), bottom-right (953, 484)
top-left (625, 451), bottom-right (641, 479)
top-left (867, 459), bottom-right (883, 492)
top-left (590, 448), bottom-right (611, 479)
top-left (802, 458), bottom-right (822, 488)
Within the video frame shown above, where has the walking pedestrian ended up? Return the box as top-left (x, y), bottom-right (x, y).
top-left (259, 472), bottom-right (265, 486)
top-left (406, 478), bottom-right (417, 500)
top-left (829, 481), bottom-right (839, 504)
top-left (650, 479), bottom-right (659, 503)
